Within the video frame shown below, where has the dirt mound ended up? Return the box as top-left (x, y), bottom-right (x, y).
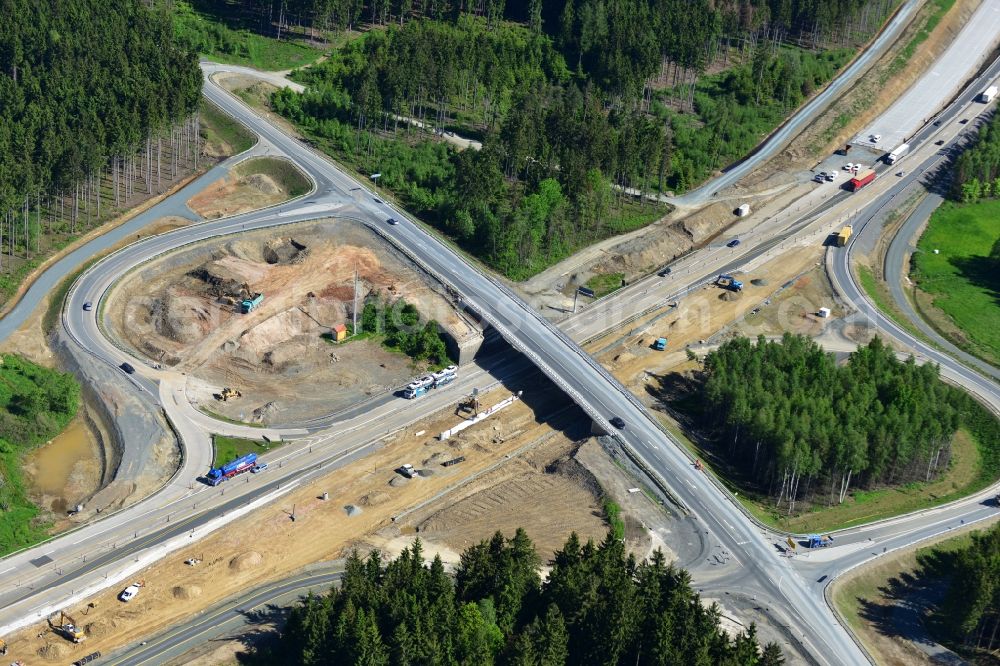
top-left (151, 292), bottom-right (217, 344)
top-left (229, 551), bottom-right (264, 572)
top-left (241, 173), bottom-right (281, 196)
top-left (172, 584), bottom-right (202, 600)
top-left (345, 504), bottom-right (362, 516)
top-left (751, 278), bottom-right (769, 286)
top-left (416, 469), bottom-right (434, 477)
top-left (720, 291), bottom-right (742, 301)
top-left (37, 642), bottom-right (71, 659)
top-left (263, 238), bottom-right (307, 265)
top-left (389, 476), bottom-right (408, 487)
top-left (251, 402), bottom-right (279, 423)
top-left (84, 619), bottom-right (113, 639)
top-left (423, 452), bottom-right (452, 466)
top-left (204, 254), bottom-right (269, 287)
top-left (361, 491), bottom-right (390, 506)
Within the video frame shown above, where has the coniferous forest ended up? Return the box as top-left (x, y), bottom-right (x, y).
top-left (681, 335), bottom-right (1000, 512)
top-left (260, 531), bottom-right (785, 666)
top-left (206, 0), bottom-right (901, 278)
top-left (0, 0), bottom-right (202, 299)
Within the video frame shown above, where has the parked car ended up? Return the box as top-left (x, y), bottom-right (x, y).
top-left (843, 163), bottom-right (854, 171)
top-left (119, 584), bottom-right (140, 602)
top-left (83, 302), bottom-right (93, 311)
top-left (727, 239), bottom-right (741, 248)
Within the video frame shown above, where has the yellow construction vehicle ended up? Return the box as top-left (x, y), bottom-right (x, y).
top-left (0, 637), bottom-right (7, 654)
top-left (49, 610), bottom-right (86, 643)
top-left (217, 387), bottom-right (242, 401)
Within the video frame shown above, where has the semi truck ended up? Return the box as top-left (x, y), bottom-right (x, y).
top-left (885, 143), bottom-right (909, 164)
top-left (847, 168), bottom-right (876, 192)
top-left (808, 534), bottom-right (834, 548)
top-left (836, 225), bottom-right (853, 247)
top-left (980, 85), bottom-right (998, 103)
top-left (241, 293), bottom-right (264, 313)
top-left (207, 452), bottom-right (258, 485)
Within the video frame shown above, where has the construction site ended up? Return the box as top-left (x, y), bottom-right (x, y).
top-left (104, 218), bottom-right (483, 424)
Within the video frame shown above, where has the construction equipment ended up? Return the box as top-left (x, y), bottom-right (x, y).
top-left (808, 534), bottom-right (834, 548)
top-left (716, 275), bottom-right (743, 292)
top-left (241, 292), bottom-right (264, 313)
top-left (0, 638), bottom-right (7, 655)
top-left (847, 168), bottom-right (876, 192)
top-left (836, 225), bottom-right (853, 247)
top-left (49, 610), bottom-right (86, 643)
top-left (217, 387), bottom-right (242, 401)
top-left (653, 338), bottom-right (667, 351)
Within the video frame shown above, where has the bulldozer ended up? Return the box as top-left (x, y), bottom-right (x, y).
top-left (216, 387), bottom-right (242, 402)
top-left (49, 610), bottom-right (85, 643)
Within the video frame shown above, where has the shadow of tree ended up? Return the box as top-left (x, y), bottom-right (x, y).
top-left (951, 253), bottom-right (1000, 308)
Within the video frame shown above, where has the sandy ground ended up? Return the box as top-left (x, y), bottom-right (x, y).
top-left (105, 218), bottom-right (476, 424)
top-left (187, 166), bottom-right (295, 220)
top-left (0, 384), bottom-right (614, 664)
top-left (832, 514), bottom-right (1000, 666)
top-left (22, 417), bottom-right (104, 522)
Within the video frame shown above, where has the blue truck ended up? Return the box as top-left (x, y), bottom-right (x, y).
top-left (808, 534), bottom-right (833, 548)
top-left (653, 338), bottom-right (667, 351)
top-left (241, 293), bottom-right (264, 313)
top-left (207, 452), bottom-right (258, 485)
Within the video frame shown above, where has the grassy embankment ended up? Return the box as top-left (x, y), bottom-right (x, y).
top-left (585, 273), bottom-right (626, 298)
top-left (171, 0), bottom-right (325, 71)
top-left (233, 156), bottom-right (312, 198)
top-left (912, 198), bottom-right (1000, 366)
top-left (200, 99), bottom-right (256, 155)
top-left (0, 354), bottom-right (80, 555)
top-left (211, 434), bottom-right (285, 466)
top-left (660, 400), bottom-right (1000, 535)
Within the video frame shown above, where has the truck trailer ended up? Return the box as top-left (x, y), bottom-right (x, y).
top-left (836, 225), bottom-right (853, 247)
top-left (885, 143), bottom-right (909, 164)
top-left (847, 169), bottom-right (876, 192)
top-left (207, 452), bottom-right (258, 485)
top-left (980, 85), bottom-right (998, 103)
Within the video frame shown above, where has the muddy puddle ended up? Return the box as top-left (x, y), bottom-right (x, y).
top-left (24, 417), bottom-right (102, 515)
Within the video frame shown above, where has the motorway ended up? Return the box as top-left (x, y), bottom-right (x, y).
top-left (1, 12), bottom-right (1000, 663)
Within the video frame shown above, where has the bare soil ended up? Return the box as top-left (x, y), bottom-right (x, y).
top-left (187, 166), bottom-right (295, 220)
top-left (0, 388), bottom-right (617, 664)
top-left (105, 218), bottom-right (476, 424)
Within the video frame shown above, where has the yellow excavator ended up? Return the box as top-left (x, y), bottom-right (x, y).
top-left (48, 610), bottom-right (86, 643)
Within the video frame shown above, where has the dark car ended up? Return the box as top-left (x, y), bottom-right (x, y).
top-left (657, 267), bottom-right (672, 277)
top-left (373, 197), bottom-right (384, 204)
top-left (387, 217), bottom-right (399, 225)
top-left (83, 301), bottom-right (93, 311)
top-left (960, 118), bottom-right (970, 124)
top-left (120, 362), bottom-right (135, 374)
top-left (610, 416), bottom-right (626, 430)
top-left (727, 239), bottom-right (741, 248)
top-left (935, 139), bottom-right (945, 146)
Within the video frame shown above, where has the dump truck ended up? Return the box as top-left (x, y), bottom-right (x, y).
top-left (847, 168), bottom-right (876, 192)
top-left (885, 143), bottom-right (909, 164)
top-left (207, 452), bottom-right (258, 486)
top-left (807, 534), bottom-right (834, 548)
top-left (716, 275), bottom-right (743, 292)
top-left (49, 610), bottom-right (86, 643)
top-left (241, 293), bottom-right (264, 313)
top-left (980, 85), bottom-right (998, 103)
top-left (653, 338), bottom-right (667, 351)
top-left (836, 225), bottom-right (853, 247)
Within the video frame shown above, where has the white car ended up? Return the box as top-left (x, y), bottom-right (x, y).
top-left (843, 163), bottom-right (854, 171)
top-left (870, 134), bottom-right (882, 143)
top-left (119, 584), bottom-right (140, 602)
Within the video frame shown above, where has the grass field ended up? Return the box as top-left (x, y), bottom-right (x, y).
top-left (233, 156), bottom-right (311, 197)
top-left (585, 273), bottom-right (626, 298)
top-left (912, 199), bottom-right (1000, 365)
top-left (200, 100), bottom-right (256, 156)
top-left (212, 434), bottom-right (284, 466)
top-left (172, 1), bottom-right (325, 71)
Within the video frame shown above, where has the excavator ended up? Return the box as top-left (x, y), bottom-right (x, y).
top-left (48, 610), bottom-right (86, 643)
